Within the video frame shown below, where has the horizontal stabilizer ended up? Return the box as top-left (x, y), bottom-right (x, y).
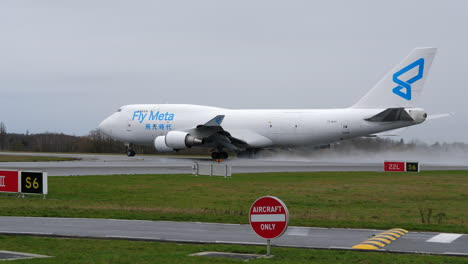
top-left (365, 108), bottom-right (414, 122)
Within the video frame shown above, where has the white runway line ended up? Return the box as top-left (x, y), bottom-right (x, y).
top-left (426, 233), bottom-right (463, 243)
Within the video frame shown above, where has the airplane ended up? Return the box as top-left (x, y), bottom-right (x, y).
top-left (99, 47), bottom-right (437, 160)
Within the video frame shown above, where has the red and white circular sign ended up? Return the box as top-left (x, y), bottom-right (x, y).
top-left (249, 196), bottom-right (289, 239)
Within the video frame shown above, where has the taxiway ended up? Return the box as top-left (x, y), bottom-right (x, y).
top-left (0, 217), bottom-right (466, 257)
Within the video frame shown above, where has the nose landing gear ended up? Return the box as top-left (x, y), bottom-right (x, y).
top-left (125, 143), bottom-right (136, 157)
top-left (127, 149), bottom-right (136, 157)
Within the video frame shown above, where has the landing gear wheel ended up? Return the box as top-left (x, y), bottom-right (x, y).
top-left (127, 149), bottom-right (136, 157)
top-left (211, 151), bottom-right (228, 161)
top-left (220, 151), bottom-right (228, 159)
top-left (211, 152), bottom-right (221, 160)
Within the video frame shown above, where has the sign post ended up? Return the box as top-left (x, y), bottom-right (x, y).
top-left (249, 196), bottom-right (289, 256)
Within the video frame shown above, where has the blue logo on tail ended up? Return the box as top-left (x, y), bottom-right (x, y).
top-left (392, 58), bottom-right (425, 100)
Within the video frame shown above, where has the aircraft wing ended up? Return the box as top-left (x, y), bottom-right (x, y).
top-left (225, 129), bottom-right (273, 148)
top-left (185, 115), bottom-right (273, 151)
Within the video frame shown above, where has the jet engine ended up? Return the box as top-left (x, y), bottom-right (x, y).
top-left (154, 131), bottom-right (204, 152)
top-left (154, 136), bottom-right (174, 152)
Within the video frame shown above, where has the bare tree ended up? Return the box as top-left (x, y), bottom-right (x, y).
top-left (0, 122), bottom-right (6, 150)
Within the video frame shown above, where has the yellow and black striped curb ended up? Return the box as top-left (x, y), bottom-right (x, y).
top-left (352, 228), bottom-right (409, 250)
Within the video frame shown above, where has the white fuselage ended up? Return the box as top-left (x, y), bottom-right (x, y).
top-left (99, 104), bottom-right (426, 149)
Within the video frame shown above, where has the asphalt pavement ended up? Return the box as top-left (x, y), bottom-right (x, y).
top-left (0, 217), bottom-right (466, 257)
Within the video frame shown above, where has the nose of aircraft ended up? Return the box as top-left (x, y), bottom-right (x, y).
top-left (98, 117), bottom-right (112, 136)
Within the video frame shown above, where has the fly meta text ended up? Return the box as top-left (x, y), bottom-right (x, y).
top-left (132, 111), bottom-right (176, 123)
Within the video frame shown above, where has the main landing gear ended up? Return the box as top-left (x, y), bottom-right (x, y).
top-left (211, 151), bottom-right (228, 161)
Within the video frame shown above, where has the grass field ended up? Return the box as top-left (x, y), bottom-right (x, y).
top-left (0, 171), bottom-right (467, 233)
top-left (0, 235), bottom-right (466, 264)
top-left (0, 155), bottom-right (78, 162)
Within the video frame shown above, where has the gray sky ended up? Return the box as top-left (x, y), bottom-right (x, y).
top-left (1, 0), bottom-right (467, 143)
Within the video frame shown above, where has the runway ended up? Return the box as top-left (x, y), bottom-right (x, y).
top-left (1, 152), bottom-right (467, 176)
top-left (0, 217), bottom-right (466, 257)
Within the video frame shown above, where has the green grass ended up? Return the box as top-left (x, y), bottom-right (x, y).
top-left (0, 155), bottom-right (78, 162)
top-left (0, 235), bottom-right (466, 264)
top-left (0, 171), bottom-right (468, 233)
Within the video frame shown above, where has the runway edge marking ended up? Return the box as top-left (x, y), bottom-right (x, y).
top-left (352, 228), bottom-right (409, 250)
top-left (426, 233), bottom-right (463, 243)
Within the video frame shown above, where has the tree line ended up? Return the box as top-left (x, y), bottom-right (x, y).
top-left (0, 122), bottom-right (156, 154)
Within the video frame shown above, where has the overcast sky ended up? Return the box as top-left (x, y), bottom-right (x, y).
top-left (1, 1), bottom-right (467, 143)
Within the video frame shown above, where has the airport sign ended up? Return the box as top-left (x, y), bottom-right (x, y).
top-left (384, 161), bottom-right (420, 172)
top-left (0, 170), bottom-right (48, 196)
top-left (384, 161), bottom-right (405, 172)
top-left (249, 196), bottom-right (289, 239)
top-left (20, 171), bottom-right (48, 195)
top-left (406, 162), bottom-right (420, 172)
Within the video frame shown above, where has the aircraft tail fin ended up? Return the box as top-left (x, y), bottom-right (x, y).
top-left (352, 47), bottom-right (437, 109)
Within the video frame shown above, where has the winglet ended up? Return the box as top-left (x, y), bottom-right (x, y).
top-left (204, 115), bottom-right (225, 126)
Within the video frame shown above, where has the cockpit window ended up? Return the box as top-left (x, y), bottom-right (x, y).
top-left (117, 108), bottom-right (122, 112)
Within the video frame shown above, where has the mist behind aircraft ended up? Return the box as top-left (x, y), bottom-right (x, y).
top-left (264, 142), bottom-right (468, 166)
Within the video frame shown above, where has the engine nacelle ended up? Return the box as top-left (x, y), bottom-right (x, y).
top-left (154, 136), bottom-right (174, 152)
top-left (165, 131), bottom-right (203, 149)
top-left (154, 131), bottom-right (204, 152)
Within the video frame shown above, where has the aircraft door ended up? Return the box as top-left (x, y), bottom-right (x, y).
top-left (126, 116), bottom-right (132, 132)
top-left (341, 121), bottom-right (350, 135)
